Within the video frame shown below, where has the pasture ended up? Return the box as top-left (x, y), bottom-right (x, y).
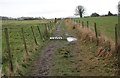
top-left (1, 17), bottom-right (118, 76)
top-left (74, 16), bottom-right (118, 41)
top-left (2, 20), bottom-right (55, 75)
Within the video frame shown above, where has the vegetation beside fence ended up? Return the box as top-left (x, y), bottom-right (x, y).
top-left (74, 17), bottom-right (118, 55)
top-left (70, 18), bottom-right (118, 74)
top-left (2, 20), bottom-right (56, 76)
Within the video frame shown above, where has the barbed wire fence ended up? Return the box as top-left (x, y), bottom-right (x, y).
top-left (2, 22), bottom-right (56, 76)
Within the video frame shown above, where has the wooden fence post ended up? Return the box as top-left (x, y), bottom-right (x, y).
top-left (21, 28), bottom-right (29, 56)
top-left (79, 20), bottom-right (80, 23)
top-left (37, 26), bottom-right (43, 40)
top-left (79, 20), bottom-right (80, 26)
top-left (45, 24), bottom-right (49, 38)
top-left (31, 26), bottom-right (38, 45)
top-left (43, 24), bottom-right (47, 40)
top-left (47, 25), bottom-right (50, 37)
top-left (49, 22), bottom-right (52, 30)
top-left (94, 23), bottom-right (98, 46)
top-left (82, 21), bottom-right (84, 28)
top-left (115, 24), bottom-right (118, 52)
top-left (48, 24), bottom-right (50, 32)
top-left (77, 20), bottom-right (78, 23)
top-left (47, 24), bottom-right (51, 37)
top-left (4, 28), bottom-right (14, 75)
top-left (87, 21), bottom-right (89, 28)
top-left (52, 22), bottom-right (55, 31)
top-left (48, 23), bottom-right (52, 36)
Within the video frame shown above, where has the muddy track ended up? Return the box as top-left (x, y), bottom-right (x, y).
top-left (28, 19), bottom-right (115, 76)
top-left (29, 20), bottom-right (67, 76)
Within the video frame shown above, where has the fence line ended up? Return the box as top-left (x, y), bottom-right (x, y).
top-left (94, 23), bottom-right (98, 46)
top-left (31, 26), bottom-right (38, 45)
top-left (87, 21), bottom-right (89, 28)
top-left (74, 19), bottom-right (118, 51)
top-left (21, 28), bottom-right (29, 56)
top-left (115, 24), bottom-right (118, 53)
top-left (82, 21), bottom-right (84, 28)
top-left (45, 24), bottom-right (49, 39)
top-left (4, 28), bottom-right (14, 76)
top-left (2, 22), bottom-right (55, 75)
top-left (37, 26), bottom-right (43, 40)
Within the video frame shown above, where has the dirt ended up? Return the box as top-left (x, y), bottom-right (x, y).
top-left (28, 20), bottom-right (67, 76)
top-left (28, 19), bottom-right (116, 76)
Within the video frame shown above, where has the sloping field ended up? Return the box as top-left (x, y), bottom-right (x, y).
top-left (74, 16), bottom-right (118, 41)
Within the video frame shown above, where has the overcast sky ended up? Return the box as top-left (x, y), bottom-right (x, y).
top-left (0, 0), bottom-right (119, 18)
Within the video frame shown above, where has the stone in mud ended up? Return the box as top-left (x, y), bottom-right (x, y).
top-left (77, 70), bottom-right (80, 72)
top-left (79, 59), bottom-right (83, 61)
top-left (63, 73), bottom-right (67, 76)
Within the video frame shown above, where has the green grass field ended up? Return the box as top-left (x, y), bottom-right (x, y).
top-left (2, 20), bottom-right (55, 75)
top-left (74, 16), bottom-right (118, 41)
top-left (1, 16), bottom-right (118, 76)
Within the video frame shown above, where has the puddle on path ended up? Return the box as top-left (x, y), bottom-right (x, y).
top-left (66, 37), bottom-right (77, 42)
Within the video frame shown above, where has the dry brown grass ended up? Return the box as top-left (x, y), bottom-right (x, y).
top-left (65, 19), bottom-right (115, 58)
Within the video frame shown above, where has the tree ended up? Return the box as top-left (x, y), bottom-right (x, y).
top-left (108, 11), bottom-right (113, 16)
top-left (75, 5), bottom-right (85, 18)
top-left (91, 12), bottom-right (100, 17)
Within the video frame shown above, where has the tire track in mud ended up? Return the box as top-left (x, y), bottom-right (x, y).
top-left (29, 20), bottom-right (67, 76)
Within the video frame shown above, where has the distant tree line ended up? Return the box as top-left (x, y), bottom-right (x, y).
top-left (0, 16), bottom-right (16, 20)
top-left (0, 16), bottom-right (46, 20)
top-left (75, 5), bottom-right (118, 18)
top-left (90, 11), bottom-right (117, 17)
